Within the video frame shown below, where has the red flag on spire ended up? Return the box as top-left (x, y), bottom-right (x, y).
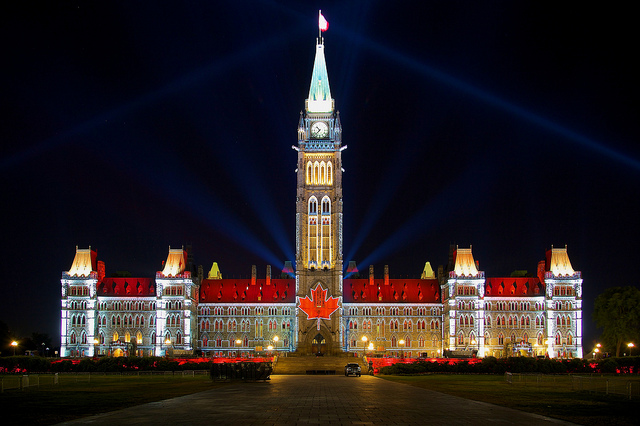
top-left (319, 11), bottom-right (329, 32)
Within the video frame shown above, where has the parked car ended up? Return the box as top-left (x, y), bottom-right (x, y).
top-left (344, 363), bottom-right (361, 377)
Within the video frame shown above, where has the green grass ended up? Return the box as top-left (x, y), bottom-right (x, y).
top-left (379, 374), bottom-right (637, 425)
top-left (0, 374), bottom-right (227, 425)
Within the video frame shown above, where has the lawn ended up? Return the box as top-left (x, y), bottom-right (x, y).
top-left (0, 373), bottom-right (227, 425)
top-left (380, 374), bottom-right (637, 425)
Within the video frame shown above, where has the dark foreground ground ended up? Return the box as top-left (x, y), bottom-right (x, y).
top-left (57, 375), bottom-right (574, 425)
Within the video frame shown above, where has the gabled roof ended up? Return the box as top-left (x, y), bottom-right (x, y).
top-left (208, 262), bottom-right (222, 279)
top-left (67, 247), bottom-right (97, 277)
top-left (421, 262), bottom-right (435, 279)
top-left (484, 277), bottom-right (544, 297)
top-left (200, 279), bottom-right (295, 304)
top-left (98, 278), bottom-right (155, 297)
top-left (343, 279), bottom-right (441, 304)
top-left (160, 248), bottom-right (187, 277)
top-left (307, 42), bottom-right (333, 113)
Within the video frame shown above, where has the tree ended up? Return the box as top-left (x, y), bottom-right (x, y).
top-left (593, 286), bottom-right (640, 357)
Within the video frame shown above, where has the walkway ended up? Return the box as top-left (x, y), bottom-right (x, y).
top-left (58, 375), bottom-right (572, 425)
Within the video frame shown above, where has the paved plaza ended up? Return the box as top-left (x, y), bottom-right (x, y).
top-left (59, 375), bottom-right (573, 425)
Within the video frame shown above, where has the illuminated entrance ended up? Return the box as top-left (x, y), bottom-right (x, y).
top-left (311, 333), bottom-right (326, 354)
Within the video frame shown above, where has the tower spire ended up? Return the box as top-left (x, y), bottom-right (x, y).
top-left (307, 14), bottom-right (333, 114)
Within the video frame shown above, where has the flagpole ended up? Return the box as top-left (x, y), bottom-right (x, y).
top-left (318, 10), bottom-right (321, 43)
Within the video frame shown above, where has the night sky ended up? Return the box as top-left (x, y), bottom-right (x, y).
top-left (2, 2), bottom-right (638, 349)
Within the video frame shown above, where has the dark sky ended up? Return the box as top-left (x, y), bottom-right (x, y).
top-left (2, 1), bottom-right (638, 348)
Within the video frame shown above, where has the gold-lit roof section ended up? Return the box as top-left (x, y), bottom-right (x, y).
top-left (68, 247), bottom-right (96, 277)
top-left (453, 247), bottom-right (479, 277)
top-left (161, 248), bottom-right (186, 277)
top-left (421, 262), bottom-right (435, 279)
top-left (549, 246), bottom-right (575, 276)
top-left (208, 262), bottom-right (222, 279)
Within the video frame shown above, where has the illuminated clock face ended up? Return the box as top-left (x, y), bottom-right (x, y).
top-left (310, 121), bottom-right (329, 139)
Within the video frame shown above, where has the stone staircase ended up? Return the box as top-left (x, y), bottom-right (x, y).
top-left (273, 354), bottom-right (367, 375)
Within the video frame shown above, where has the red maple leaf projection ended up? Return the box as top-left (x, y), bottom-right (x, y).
top-left (298, 284), bottom-right (340, 330)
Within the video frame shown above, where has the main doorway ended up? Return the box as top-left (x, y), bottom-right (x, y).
top-left (311, 333), bottom-right (326, 355)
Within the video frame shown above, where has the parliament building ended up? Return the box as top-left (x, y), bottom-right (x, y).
top-left (60, 34), bottom-right (583, 360)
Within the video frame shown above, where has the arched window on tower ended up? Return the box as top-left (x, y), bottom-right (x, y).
top-left (321, 197), bottom-right (331, 266)
top-left (313, 161), bottom-right (320, 185)
top-left (327, 161), bottom-right (333, 185)
top-left (308, 196), bottom-right (319, 266)
top-left (320, 161), bottom-right (326, 185)
top-left (306, 162), bottom-right (312, 185)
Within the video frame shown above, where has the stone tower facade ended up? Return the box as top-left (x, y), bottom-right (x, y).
top-left (294, 36), bottom-right (345, 354)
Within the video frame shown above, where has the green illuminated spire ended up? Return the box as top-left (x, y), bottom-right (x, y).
top-left (307, 39), bottom-right (333, 113)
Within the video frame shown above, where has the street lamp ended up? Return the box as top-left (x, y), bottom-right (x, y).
top-left (235, 339), bottom-right (242, 358)
top-left (628, 342), bottom-right (635, 356)
top-left (93, 338), bottom-right (99, 357)
top-left (165, 338), bottom-right (172, 357)
top-left (273, 335), bottom-right (279, 353)
top-left (11, 341), bottom-right (18, 356)
top-left (398, 339), bottom-right (405, 359)
top-left (361, 336), bottom-right (368, 356)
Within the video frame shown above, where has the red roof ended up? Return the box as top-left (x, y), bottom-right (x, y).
top-left (200, 279), bottom-right (295, 303)
top-left (98, 278), bottom-right (155, 296)
top-left (484, 277), bottom-right (544, 297)
top-left (343, 279), bottom-right (440, 303)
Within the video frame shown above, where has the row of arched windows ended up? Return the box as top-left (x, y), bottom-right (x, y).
top-left (70, 314), bottom-right (86, 326)
top-left (556, 314), bottom-right (572, 327)
top-left (308, 196), bottom-right (332, 266)
top-left (306, 161), bottom-right (333, 186)
top-left (167, 314), bottom-right (181, 327)
top-left (459, 314), bottom-right (475, 327)
top-left (68, 301), bottom-right (88, 310)
top-left (489, 314), bottom-right (541, 328)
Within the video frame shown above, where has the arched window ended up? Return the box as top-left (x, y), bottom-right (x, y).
top-left (176, 332), bottom-right (182, 345)
top-left (498, 333), bottom-right (504, 345)
top-left (567, 333), bottom-right (573, 345)
top-left (308, 196), bottom-right (319, 266)
top-left (202, 334), bottom-right (208, 347)
top-left (469, 315), bottom-right (474, 326)
top-left (313, 161), bottom-right (320, 185)
top-left (70, 331), bottom-right (77, 344)
top-left (555, 332), bottom-right (562, 345)
top-left (306, 162), bottom-right (312, 185)
top-left (113, 331), bottom-right (119, 342)
top-left (320, 197), bottom-right (331, 265)
top-left (136, 331), bottom-right (143, 344)
top-left (320, 161), bottom-right (326, 185)
top-left (81, 331), bottom-right (87, 344)
top-left (391, 335), bottom-right (397, 347)
top-left (327, 161), bottom-right (333, 185)
top-left (125, 331), bottom-right (131, 343)
top-left (537, 332), bottom-right (543, 346)
top-left (457, 332), bottom-right (464, 345)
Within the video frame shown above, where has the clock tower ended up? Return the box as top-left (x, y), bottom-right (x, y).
top-left (294, 35), bottom-right (345, 354)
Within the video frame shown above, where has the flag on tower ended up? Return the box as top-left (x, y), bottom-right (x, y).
top-left (319, 11), bottom-right (329, 32)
